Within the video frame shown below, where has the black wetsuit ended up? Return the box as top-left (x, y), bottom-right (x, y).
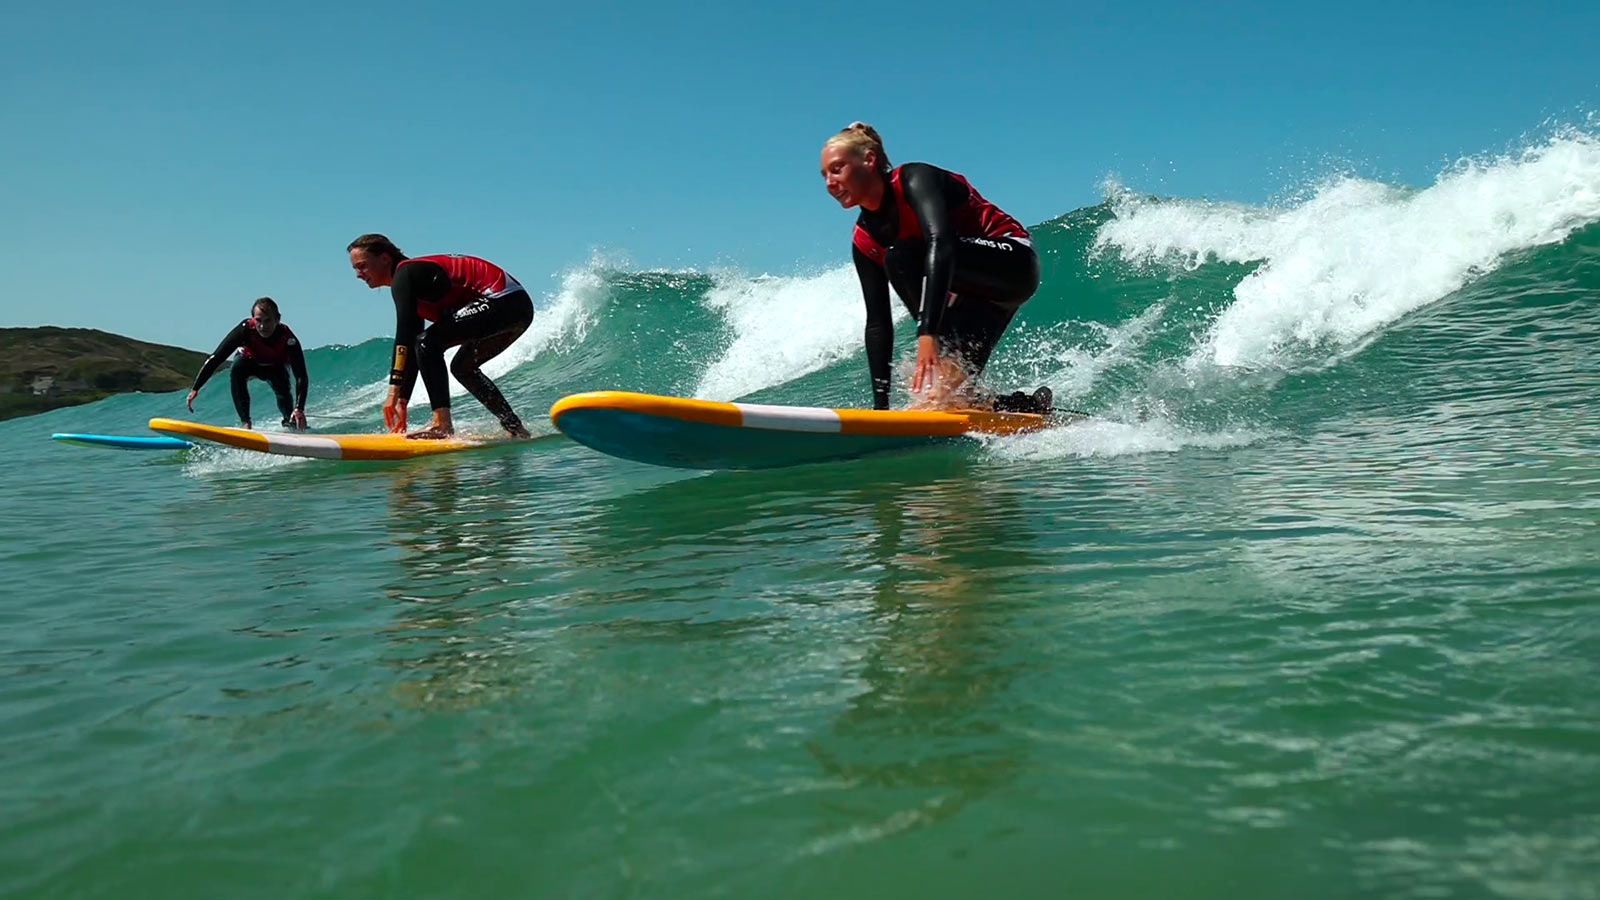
top-left (389, 255), bottom-right (532, 433)
top-left (192, 319), bottom-right (309, 425)
top-left (852, 163), bottom-right (1040, 409)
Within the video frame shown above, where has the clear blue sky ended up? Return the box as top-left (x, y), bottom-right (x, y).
top-left (2, 0), bottom-right (1594, 349)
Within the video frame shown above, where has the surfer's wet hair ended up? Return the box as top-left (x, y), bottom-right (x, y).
top-left (825, 121), bottom-right (891, 173)
top-left (252, 297), bottom-right (280, 319)
top-left (347, 233), bottom-right (406, 261)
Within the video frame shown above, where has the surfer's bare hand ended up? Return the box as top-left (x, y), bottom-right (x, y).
top-left (382, 390), bottom-right (407, 433)
top-left (185, 389), bottom-right (198, 412)
top-left (911, 335), bottom-right (939, 393)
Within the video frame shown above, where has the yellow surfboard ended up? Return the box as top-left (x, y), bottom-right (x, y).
top-left (550, 391), bottom-right (1062, 469)
top-left (148, 417), bottom-right (508, 461)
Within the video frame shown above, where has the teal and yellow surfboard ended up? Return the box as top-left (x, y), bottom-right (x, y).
top-left (551, 391), bottom-right (1063, 470)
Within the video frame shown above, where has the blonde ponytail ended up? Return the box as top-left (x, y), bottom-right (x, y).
top-left (823, 121), bottom-right (890, 172)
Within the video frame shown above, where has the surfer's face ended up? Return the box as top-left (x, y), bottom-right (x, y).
top-left (350, 248), bottom-right (396, 288)
top-left (252, 310), bottom-right (278, 337)
top-left (822, 145), bottom-right (880, 210)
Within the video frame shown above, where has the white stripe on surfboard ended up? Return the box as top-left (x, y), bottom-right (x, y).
top-left (732, 403), bottom-right (843, 433)
top-left (262, 433), bottom-right (346, 459)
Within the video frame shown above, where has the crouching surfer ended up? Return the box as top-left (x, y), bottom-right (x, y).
top-left (820, 122), bottom-right (1052, 414)
top-left (346, 233), bottom-right (533, 439)
top-left (186, 297), bottom-right (309, 430)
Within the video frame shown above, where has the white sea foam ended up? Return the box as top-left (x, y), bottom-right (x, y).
top-left (692, 266), bottom-right (900, 401)
top-left (1093, 131), bottom-right (1600, 369)
top-left (182, 443), bottom-right (307, 476)
top-left (996, 303), bottom-right (1167, 403)
top-left (983, 415), bottom-right (1264, 462)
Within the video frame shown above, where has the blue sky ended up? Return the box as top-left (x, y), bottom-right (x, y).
top-left (2, 0), bottom-right (1595, 349)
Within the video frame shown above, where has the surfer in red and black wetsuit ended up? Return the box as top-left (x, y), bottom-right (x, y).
top-left (821, 122), bottom-right (1051, 414)
top-left (187, 297), bottom-right (309, 429)
top-left (347, 233), bottom-right (533, 439)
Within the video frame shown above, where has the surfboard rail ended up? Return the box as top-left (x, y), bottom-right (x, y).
top-left (52, 433), bottom-right (192, 450)
top-left (550, 391), bottom-right (1052, 469)
top-left (148, 417), bottom-right (503, 461)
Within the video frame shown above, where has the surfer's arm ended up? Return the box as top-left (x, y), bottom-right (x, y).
top-left (901, 163), bottom-right (962, 338)
top-left (855, 245), bottom-right (895, 410)
top-left (191, 322), bottom-right (249, 392)
top-left (287, 337), bottom-right (309, 411)
top-left (389, 293), bottom-right (423, 401)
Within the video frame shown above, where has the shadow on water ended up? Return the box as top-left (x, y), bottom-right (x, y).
top-left (363, 443), bottom-right (993, 699)
top-left (569, 445), bottom-right (1053, 842)
top-left (373, 452), bottom-right (587, 708)
top-left (357, 437), bottom-right (1051, 840)
top-left (803, 460), bottom-right (1048, 845)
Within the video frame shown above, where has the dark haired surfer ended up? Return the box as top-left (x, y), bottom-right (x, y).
top-left (186, 297), bottom-right (309, 429)
top-left (347, 233), bottom-right (532, 439)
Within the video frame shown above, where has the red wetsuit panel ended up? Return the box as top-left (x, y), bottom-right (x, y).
top-left (398, 254), bottom-right (523, 322)
top-left (238, 319), bottom-right (299, 366)
top-left (851, 165), bottom-right (1029, 265)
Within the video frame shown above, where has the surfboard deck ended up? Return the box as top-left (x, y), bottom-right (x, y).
top-left (148, 417), bottom-right (514, 461)
top-left (550, 390), bottom-right (1062, 470)
top-left (52, 433), bottom-right (193, 450)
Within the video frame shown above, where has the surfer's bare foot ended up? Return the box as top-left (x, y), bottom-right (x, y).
top-left (405, 410), bottom-right (454, 439)
top-left (405, 426), bottom-right (454, 440)
top-left (498, 414), bottom-right (531, 438)
top-left (908, 384), bottom-right (975, 411)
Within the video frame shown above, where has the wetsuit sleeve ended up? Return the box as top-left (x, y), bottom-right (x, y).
top-left (899, 163), bottom-right (966, 338)
top-left (191, 322), bottom-right (250, 392)
top-left (854, 245), bottom-right (895, 410)
top-left (390, 288), bottom-right (424, 400)
top-left (288, 336), bottom-right (309, 410)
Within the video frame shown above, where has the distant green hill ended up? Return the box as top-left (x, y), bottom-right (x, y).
top-left (0, 327), bottom-right (211, 421)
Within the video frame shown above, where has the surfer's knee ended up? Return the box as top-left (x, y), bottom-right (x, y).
top-left (415, 329), bottom-right (445, 365)
top-left (448, 350), bottom-right (481, 382)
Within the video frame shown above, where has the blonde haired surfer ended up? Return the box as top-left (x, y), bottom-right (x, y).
top-left (821, 122), bottom-right (1049, 413)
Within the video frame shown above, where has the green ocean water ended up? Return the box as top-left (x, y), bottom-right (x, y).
top-left (3, 135), bottom-right (1599, 898)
